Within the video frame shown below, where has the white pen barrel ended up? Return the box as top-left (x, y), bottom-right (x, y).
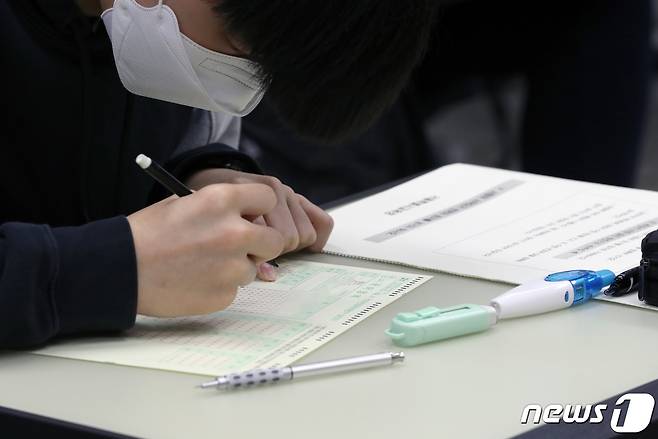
top-left (291, 352), bottom-right (403, 378)
top-left (491, 280), bottom-right (574, 319)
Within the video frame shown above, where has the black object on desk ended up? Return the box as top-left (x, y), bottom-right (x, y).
top-left (604, 267), bottom-right (640, 297)
top-left (640, 230), bottom-right (658, 306)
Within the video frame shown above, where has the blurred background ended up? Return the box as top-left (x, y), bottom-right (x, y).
top-left (423, 0), bottom-right (658, 191)
top-left (241, 0), bottom-right (658, 203)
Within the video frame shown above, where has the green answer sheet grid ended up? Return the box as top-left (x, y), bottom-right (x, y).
top-left (32, 260), bottom-right (431, 376)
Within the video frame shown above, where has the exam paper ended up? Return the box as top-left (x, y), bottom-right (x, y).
top-left (326, 163), bottom-right (658, 309)
top-left (33, 260), bottom-right (430, 376)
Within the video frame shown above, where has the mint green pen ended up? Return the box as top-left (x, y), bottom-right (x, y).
top-left (386, 270), bottom-right (615, 347)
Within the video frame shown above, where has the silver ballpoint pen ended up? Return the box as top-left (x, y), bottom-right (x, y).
top-left (199, 351), bottom-right (405, 390)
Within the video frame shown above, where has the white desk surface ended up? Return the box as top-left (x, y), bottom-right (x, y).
top-left (2, 253), bottom-right (658, 438)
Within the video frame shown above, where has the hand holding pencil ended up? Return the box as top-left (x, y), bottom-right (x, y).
top-left (128, 154), bottom-right (333, 317)
top-left (127, 155), bottom-right (285, 317)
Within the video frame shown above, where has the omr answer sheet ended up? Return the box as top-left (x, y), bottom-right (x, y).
top-left (33, 260), bottom-right (430, 376)
top-left (325, 163), bottom-right (658, 310)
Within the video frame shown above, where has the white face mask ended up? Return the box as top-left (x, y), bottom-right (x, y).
top-left (101, 0), bottom-right (265, 116)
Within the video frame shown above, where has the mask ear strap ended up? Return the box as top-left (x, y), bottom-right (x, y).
top-left (157, 0), bottom-right (165, 18)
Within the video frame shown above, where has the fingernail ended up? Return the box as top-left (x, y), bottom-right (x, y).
top-left (258, 262), bottom-right (278, 281)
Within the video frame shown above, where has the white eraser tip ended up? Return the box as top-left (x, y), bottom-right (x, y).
top-left (136, 154), bottom-right (152, 169)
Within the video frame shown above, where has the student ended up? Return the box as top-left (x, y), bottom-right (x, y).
top-left (0, 0), bottom-right (436, 347)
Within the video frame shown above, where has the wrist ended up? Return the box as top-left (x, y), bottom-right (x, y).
top-left (185, 167), bottom-right (247, 190)
top-left (147, 144), bottom-right (262, 204)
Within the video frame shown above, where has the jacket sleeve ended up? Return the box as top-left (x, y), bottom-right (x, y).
top-left (0, 216), bottom-right (137, 348)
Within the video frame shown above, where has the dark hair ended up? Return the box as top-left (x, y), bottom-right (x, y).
top-left (216, 1), bottom-right (437, 144)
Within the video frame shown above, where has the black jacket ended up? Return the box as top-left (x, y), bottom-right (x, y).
top-left (0, 0), bottom-right (259, 348)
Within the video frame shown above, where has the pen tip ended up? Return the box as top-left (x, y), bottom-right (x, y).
top-left (135, 154), bottom-right (152, 169)
top-left (199, 380), bottom-right (219, 389)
